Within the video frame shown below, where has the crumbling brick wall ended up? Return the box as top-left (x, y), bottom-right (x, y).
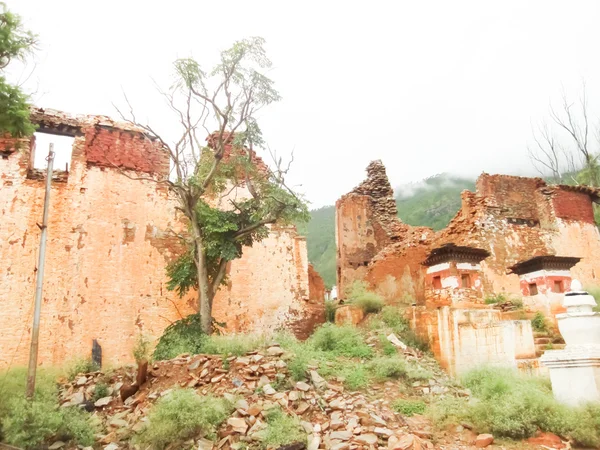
top-left (335, 160), bottom-right (434, 302)
top-left (0, 108), bottom-right (323, 369)
top-left (434, 174), bottom-right (600, 296)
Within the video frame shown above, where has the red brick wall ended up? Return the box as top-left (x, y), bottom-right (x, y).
top-left (552, 189), bottom-right (595, 223)
top-left (476, 174), bottom-right (544, 220)
top-left (0, 114), bottom-right (320, 368)
top-left (84, 127), bottom-right (169, 175)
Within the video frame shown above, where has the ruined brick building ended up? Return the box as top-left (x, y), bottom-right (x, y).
top-left (336, 160), bottom-right (600, 374)
top-left (0, 108), bottom-right (325, 369)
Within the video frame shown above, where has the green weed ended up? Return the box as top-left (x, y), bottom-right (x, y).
top-left (392, 399), bottom-right (427, 416)
top-left (135, 389), bottom-right (233, 449)
top-left (531, 312), bottom-right (548, 332)
top-left (346, 281), bottom-right (384, 313)
top-left (257, 408), bottom-right (307, 449)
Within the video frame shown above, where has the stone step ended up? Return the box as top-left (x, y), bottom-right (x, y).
top-left (534, 337), bottom-right (551, 344)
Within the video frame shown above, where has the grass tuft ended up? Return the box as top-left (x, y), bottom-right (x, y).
top-left (531, 312), bottom-right (548, 332)
top-left (135, 389), bottom-right (233, 449)
top-left (429, 366), bottom-right (600, 447)
top-left (346, 281), bottom-right (384, 313)
top-left (0, 367), bottom-right (94, 448)
top-left (392, 399), bottom-right (427, 416)
top-left (258, 408), bottom-right (307, 449)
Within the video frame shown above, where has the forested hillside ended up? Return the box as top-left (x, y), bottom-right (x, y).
top-left (298, 174), bottom-right (475, 288)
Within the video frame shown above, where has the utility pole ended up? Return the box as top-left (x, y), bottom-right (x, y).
top-left (26, 144), bottom-right (55, 399)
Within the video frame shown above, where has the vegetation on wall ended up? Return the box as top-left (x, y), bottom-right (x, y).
top-left (0, 3), bottom-right (37, 137)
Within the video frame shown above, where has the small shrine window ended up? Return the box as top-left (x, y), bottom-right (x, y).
top-left (552, 280), bottom-right (564, 293)
top-left (529, 283), bottom-right (538, 296)
top-left (432, 276), bottom-right (442, 289)
top-left (461, 274), bottom-right (471, 288)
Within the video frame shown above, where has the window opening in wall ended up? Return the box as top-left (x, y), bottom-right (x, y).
top-left (32, 132), bottom-right (74, 171)
top-left (461, 273), bottom-right (471, 288)
top-left (552, 280), bottom-right (564, 293)
top-left (529, 283), bottom-right (538, 296)
top-left (432, 276), bottom-right (442, 289)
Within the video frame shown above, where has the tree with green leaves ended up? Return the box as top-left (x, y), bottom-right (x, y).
top-left (119, 37), bottom-right (308, 334)
top-left (0, 3), bottom-right (37, 137)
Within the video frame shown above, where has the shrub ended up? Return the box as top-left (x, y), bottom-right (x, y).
top-left (258, 408), bottom-right (307, 449)
top-left (153, 314), bottom-right (207, 360)
top-left (429, 366), bottom-right (600, 446)
top-left (379, 334), bottom-right (397, 356)
top-left (393, 399), bottom-right (427, 416)
top-left (309, 323), bottom-right (372, 358)
top-left (531, 312), bottom-right (548, 332)
top-left (92, 382), bottom-right (109, 402)
top-left (67, 358), bottom-right (100, 381)
top-left (133, 333), bottom-right (152, 363)
top-left (368, 356), bottom-right (408, 380)
top-left (376, 306), bottom-right (430, 352)
top-left (484, 292), bottom-right (508, 304)
top-left (135, 389), bottom-right (233, 449)
top-left (325, 300), bottom-right (337, 322)
top-left (202, 334), bottom-right (266, 356)
top-left (347, 281), bottom-right (384, 313)
top-left (0, 369), bottom-right (95, 450)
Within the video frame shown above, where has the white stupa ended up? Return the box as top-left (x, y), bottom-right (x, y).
top-left (540, 280), bottom-right (600, 406)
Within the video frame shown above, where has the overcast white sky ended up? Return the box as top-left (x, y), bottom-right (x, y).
top-left (8, 1), bottom-right (600, 208)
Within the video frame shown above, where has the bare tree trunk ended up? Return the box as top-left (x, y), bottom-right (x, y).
top-left (197, 254), bottom-right (212, 334)
top-left (190, 218), bottom-right (213, 334)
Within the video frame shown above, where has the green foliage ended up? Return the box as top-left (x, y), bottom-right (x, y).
top-left (429, 366), bottom-right (600, 446)
top-left (201, 334), bottom-right (266, 356)
top-left (392, 399), bottom-right (427, 416)
top-left (484, 293), bottom-right (523, 309)
top-left (339, 365), bottom-right (370, 390)
top-left (585, 284), bottom-right (600, 312)
top-left (484, 292), bottom-right (508, 304)
top-left (163, 37), bottom-right (309, 328)
top-left (376, 306), bottom-right (430, 352)
top-left (67, 358), bottom-right (100, 381)
top-left (396, 174), bottom-right (476, 230)
top-left (0, 4), bottom-right (37, 137)
top-left (3, 398), bottom-right (94, 449)
top-left (368, 356), bottom-right (408, 380)
top-left (309, 323), bottom-right (372, 358)
top-left (325, 300), bottom-right (337, 322)
top-left (153, 314), bottom-right (206, 360)
top-left (133, 333), bottom-right (152, 363)
top-left (257, 408), bottom-right (307, 449)
top-left (0, 368), bottom-right (94, 448)
top-left (92, 382), bottom-right (109, 402)
top-left (154, 314), bottom-right (269, 360)
top-left (368, 356), bottom-right (432, 381)
top-left (346, 281), bottom-right (384, 313)
top-left (531, 312), bottom-right (548, 332)
top-left (135, 390), bottom-right (233, 449)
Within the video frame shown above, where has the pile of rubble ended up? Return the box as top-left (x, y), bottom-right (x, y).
top-left (58, 343), bottom-right (483, 450)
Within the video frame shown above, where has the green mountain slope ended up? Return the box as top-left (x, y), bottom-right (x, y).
top-left (396, 174), bottom-right (475, 230)
top-left (297, 174), bottom-right (475, 288)
top-left (296, 206), bottom-right (336, 289)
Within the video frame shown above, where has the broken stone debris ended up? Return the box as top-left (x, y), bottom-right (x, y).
top-left (57, 349), bottom-right (446, 450)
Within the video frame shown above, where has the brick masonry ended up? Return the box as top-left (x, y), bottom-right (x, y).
top-left (336, 162), bottom-right (600, 374)
top-left (0, 108), bottom-right (324, 369)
